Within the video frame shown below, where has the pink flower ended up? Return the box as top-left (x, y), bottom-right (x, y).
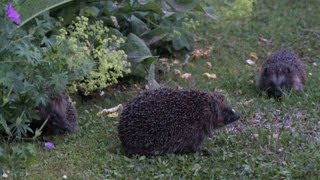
top-left (6, 3), bottom-right (21, 25)
top-left (44, 142), bottom-right (55, 150)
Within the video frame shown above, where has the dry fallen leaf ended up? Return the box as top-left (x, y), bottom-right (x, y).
top-left (235, 89), bottom-right (243, 96)
top-left (203, 72), bottom-right (217, 79)
top-left (97, 104), bottom-right (123, 116)
top-left (203, 49), bottom-right (213, 58)
top-left (181, 73), bottom-right (192, 79)
top-left (191, 49), bottom-right (203, 59)
top-left (159, 58), bottom-right (169, 64)
top-left (174, 69), bottom-right (181, 75)
top-left (111, 16), bottom-right (119, 28)
top-left (253, 133), bottom-right (259, 139)
top-left (246, 59), bottom-right (255, 65)
top-left (250, 119), bottom-right (261, 125)
top-left (243, 99), bottom-right (254, 106)
top-left (99, 91), bottom-right (105, 96)
top-left (191, 48), bottom-right (212, 59)
top-left (250, 52), bottom-right (258, 60)
top-left (173, 59), bottom-right (181, 65)
top-left (206, 62), bottom-right (212, 68)
top-left (134, 84), bottom-right (141, 90)
top-left (259, 37), bottom-right (268, 43)
top-left (108, 112), bottom-right (119, 118)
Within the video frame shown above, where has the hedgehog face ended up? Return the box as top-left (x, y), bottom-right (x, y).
top-left (267, 74), bottom-right (287, 99)
top-left (210, 93), bottom-right (240, 127)
top-left (36, 91), bottom-right (78, 135)
top-left (221, 107), bottom-right (240, 125)
top-left (262, 68), bottom-right (291, 99)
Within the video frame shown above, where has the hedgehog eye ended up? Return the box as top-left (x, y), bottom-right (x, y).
top-left (286, 67), bottom-right (291, 73)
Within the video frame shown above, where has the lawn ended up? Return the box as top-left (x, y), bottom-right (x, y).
top-left (1, 0), bottom-right (320, 179)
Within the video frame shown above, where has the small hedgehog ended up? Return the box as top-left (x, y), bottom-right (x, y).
top-left (35, 91), bottom-right (78, 135)
top-left (118, 88), bottom-right (240, 156)
top-left (257, 49), bottom-right (306, 98)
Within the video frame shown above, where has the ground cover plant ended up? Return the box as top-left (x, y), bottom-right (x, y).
top-left (1, 0), bottom-right (320, 179)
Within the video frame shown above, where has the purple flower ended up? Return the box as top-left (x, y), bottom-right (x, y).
top-left (6, 3), bottom-right (21, 25)
top-left (44, 142), bottom-right (55, 150)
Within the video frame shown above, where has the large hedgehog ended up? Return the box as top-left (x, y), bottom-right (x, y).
top-left (35, 91), bottom-right (78, 135)
top-left (118, 88), bottom-right (240, 156)
top-left (257, 49), bottom-right (306, 98)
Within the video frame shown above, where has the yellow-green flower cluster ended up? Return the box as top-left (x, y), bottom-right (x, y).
top-left (56, 16), bottom-right (130, 95)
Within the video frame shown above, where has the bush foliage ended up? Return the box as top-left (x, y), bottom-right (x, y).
top-left (0, 3), bottom-right (129, 138)
top-left (0, 9), bottom-right (61, 138)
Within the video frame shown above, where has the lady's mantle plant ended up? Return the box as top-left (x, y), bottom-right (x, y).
top-left (54, 16), bottom-right (130, 95)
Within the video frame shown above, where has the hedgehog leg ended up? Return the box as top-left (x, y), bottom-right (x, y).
top-left (292, 75), bottom-right (304, 91)
top-left (124, 147), bottom-right (156, 157)
top-left (179, 133), bottom-right (204, 154)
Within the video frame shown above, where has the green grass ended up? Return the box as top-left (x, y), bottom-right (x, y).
top-left (1, 0), bottom-right (320, 179)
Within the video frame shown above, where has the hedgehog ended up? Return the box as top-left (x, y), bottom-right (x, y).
top-left (34, 90), bottom-right (78, 135)
top-left (256, 49), bottom-right (306, 98)
top-left (118, 88), bottom-right (240, 156)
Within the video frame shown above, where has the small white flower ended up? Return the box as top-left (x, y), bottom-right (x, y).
top-left (2, 172), bottom-right (8, 178)
top-left (63, 175), bottom-right (67, 179)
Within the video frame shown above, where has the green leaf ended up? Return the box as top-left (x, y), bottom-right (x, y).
top-left (195, 5), bottom-right (218, 20)
top-left (146, 62), bottom-right (160, 90)
top-left (141, 27), bottom-right (167, 46)
top-left (104, 1), bottom-right (119, 14)
top-left (129, 15), bottom-right (150, 36)
top-left (123, 33), bottom-right (154, 63)
top-left (165, 0), bottom-right (197, 13)
top-left (171, 28), bottom-right (193, 50)
top-left (0, 114), bottom-right (12, 136)
top-left (137, 1), bottom-right (162, 13)
top-left (79, 6), bottom-right (100, 17)
top-left (19, 0), bottom-right (75, 27)
top-left (0, 146), bottom-right (3, 157)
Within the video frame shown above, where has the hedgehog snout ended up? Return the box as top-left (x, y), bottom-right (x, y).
top-left (267, 87), bottom-right (283, 99)
top-left (222, 108), bottom-right (240, 125)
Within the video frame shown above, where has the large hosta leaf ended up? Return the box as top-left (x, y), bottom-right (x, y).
top-left (141, 27), bottom-right (166, 46)
top-left (19, 0), bottom-right (74, 26)
top-left (129, 15), bottom-right (150, 36)
top-left (123, 33), bottom-right (158, 84)
top-left (123, 33), bottom-right (155, 63)
top-left (137, 1), bottom-right (162, 13)
top-left (195, 5), bottom-right (218, 20)
top-left (165, 0), bottom-right (197, 13)
top-left (171, 28), bottom-right (193, 51)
